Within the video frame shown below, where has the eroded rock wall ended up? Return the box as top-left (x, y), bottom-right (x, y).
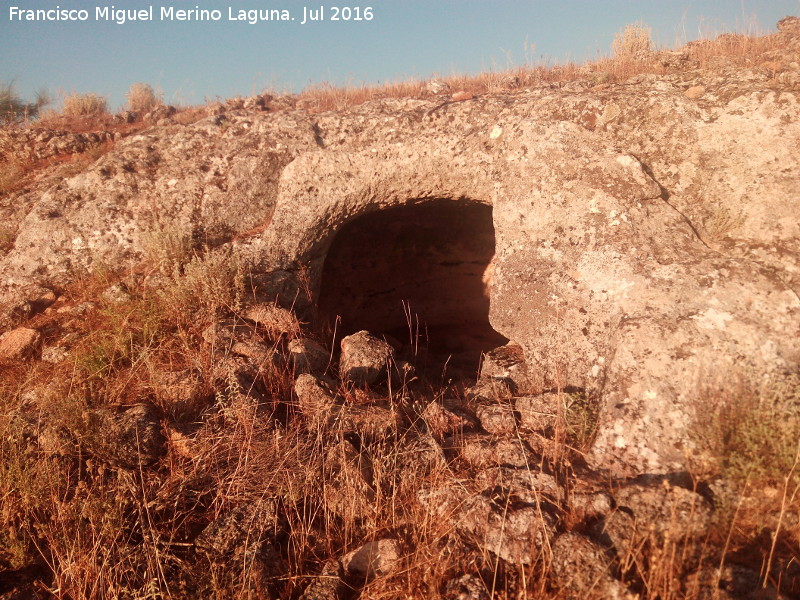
top-left (2, 25), bottom-right (799, 476)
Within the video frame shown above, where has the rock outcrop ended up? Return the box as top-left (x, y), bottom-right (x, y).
top-left (2, 22), bottom-right (800, 477)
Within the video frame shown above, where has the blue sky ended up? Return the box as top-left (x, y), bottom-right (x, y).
top-left (1, 0), bottom-right (798, 110)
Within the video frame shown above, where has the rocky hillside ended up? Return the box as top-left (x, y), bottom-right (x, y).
top-left (0, 17), bottom-right (799, 600)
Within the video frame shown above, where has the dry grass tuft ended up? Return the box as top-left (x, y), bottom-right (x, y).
top-left (61, 92), bottom-right (108, 119)
top-left (0, 82), bottom-right (50, 125)
top-left (172, 106), bottom-right (208, 126)
top-left (125, 82), bottom-right (162, 113)
top-left (612, 21), bottom-right (654, 59)
top-left (686, 30), bottom-right (784, 68)
top-left (2, 304), bottom-right (799, 598)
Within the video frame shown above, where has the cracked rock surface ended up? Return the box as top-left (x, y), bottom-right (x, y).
top-left (1, 23), bottom-right (799, 478)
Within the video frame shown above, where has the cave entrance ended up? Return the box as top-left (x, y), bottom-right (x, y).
top-left (316, 199), bottom-right (508, 380)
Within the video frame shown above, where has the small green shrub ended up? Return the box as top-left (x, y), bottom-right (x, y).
top-left (141, 221), bottom-right (195, 274)
top-left (77, 296), bottom-right (165, 381)
top-left (562, 390), bottom-right (600, 452)
top-left (163, 247), bottom-right (246, 321)
top-left (696, 375), bottom-right (800, 485)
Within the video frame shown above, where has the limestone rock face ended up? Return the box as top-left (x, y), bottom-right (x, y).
top-left (244, 302), bottom-right (301, 341)
top-left (195, 500), bottom-right (279, 558)
top-left (778, 15), bottom-right (800, 34)
top-left (0, 111), bottom-right (316, 309)
top-left (480, 343), bottom-right (532, 393)
top-left (457, 493), bottom-right (557, 565)
top-left (597, 479), bottom-right (713, 560)
top-left (443, 574), bottom-right (490, 600)
top-left (0, 127), bottom-right (113, 163)
top-left (299, 560), bottom-right (344, 600)
top-left (2, 24), bottom-right (800, 476)
top-left (294, 373), bottom-right (338, 418)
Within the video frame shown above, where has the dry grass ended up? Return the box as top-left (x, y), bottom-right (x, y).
top-left (1, 82), bottom-right (50, 125)
top-left (0, 140), bottom-right (118, 202)
top-left (35, 109), bottom-right (151, 134)
top-left (612, 21), bottom-right (653, 59)
top-left (126, 83), bottom-right (161, 113)
top-left (61, 92), bottom-right (108, 119)
top-left (0, 160), bottom-right (23, 197)
top-left (693, 375), bottom-right (800, 488)
top-left (172, 106), bottom-right (209, 126)
top-left (1, 251), bottom-right (797, 598)
top-left (295, 20), bottom-right (785, 112)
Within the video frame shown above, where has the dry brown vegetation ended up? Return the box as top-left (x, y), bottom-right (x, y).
top-left (60, 92), bottom-right (108, 120)
top-left (294, 22), bottom-right (785, 112)
top-left (0, 83), bottom-right (49, 125)
top-left (125, 83), bottom-right (162, 113)
top-left (0, 243), bottom-right (798, 598)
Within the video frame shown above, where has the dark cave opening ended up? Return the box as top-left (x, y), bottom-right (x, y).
top-left (316, 199), bottom-right (509, 379)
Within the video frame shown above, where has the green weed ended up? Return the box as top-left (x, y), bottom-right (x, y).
top-left (696, 375), bottom-right (800, 486)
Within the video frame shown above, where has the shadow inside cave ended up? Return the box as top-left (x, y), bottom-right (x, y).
top-left (316, 199), bottom-right (509, 381)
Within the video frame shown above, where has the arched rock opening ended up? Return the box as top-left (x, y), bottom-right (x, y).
top-left (316, 199), bottom-right (508, 378)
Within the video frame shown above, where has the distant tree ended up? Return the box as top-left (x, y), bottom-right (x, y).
top-left (0, 82), bottom-right (50, 124)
